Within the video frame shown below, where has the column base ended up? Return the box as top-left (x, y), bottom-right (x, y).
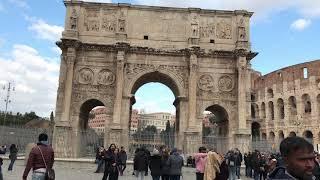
top-left (183, 131), bottom-right (201, 154)
top-left (53, 126), bottom-right (74, 158)
top-left (234, 129), bottom-right (251, 153)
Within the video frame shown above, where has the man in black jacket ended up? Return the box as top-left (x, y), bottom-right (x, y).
top-left (268, 136), bottom-right (315, 180)
top-left (119, 146), bottom-right (127, 176)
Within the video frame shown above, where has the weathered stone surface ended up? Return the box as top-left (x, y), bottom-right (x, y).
top-left (53, 1), bottom-right (256, 157)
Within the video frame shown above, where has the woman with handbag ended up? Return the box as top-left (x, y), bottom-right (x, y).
top-left (23, 133), bottom-right (55, 180)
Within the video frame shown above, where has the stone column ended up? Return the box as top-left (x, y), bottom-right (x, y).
top-left (283, 98), bottom-right (290, 127)
top-left (296, 99), bottom-right (304, 121)
top-left (237, 55), bottom-right (248, 130)
top-left (187, 52), bottom-right (198, 131)
top-left (235, 54), bottom-right (251, 153)
top-left (112, 50), bottom-right (125, 129)
top-left (60, 47), bottom-right (76, 126)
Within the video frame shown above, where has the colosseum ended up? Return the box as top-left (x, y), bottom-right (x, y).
top-left (251, 60), bottom-right (320, 151)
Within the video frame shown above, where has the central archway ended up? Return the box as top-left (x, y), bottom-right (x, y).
top-left (123, 71), bottom-right (185, 155)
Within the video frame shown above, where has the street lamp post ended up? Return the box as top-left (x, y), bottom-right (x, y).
top-left (2, 82), bottom-right (15, 126)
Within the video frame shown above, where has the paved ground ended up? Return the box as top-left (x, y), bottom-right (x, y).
top-left (1, 159), bottom-right (251, 180)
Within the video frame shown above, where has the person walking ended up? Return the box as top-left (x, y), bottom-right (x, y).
top-left (194, 147), bottom-right (207, 180)
top-left (22, 133), bottom-right (54, 180)
top-left (161, 149), bottom-right (171, 180)
top-left (102, 144), bottom-right (118, 180)
top-left (168, 148), bottom-right (183, 180)
top-left (119, 146), bottom-right (127, 176)
top-left (133, 148), bottom-right (149, 180)
top-left (95, 146), bottom-right (105, 173)
top-left (149, 149), bottom-right (162, 180)
top-left (8, 144), bottom-right (18, 171)
top-left (226, 150), bottom-right (237, 180)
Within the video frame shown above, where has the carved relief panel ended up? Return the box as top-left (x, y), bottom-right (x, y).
top-left (125, 63), bottom-right (188, 90)
top-left (78, 68), bottom-right (94, 84)
top-left (76, 65), bottom-right (116, 86)
top-left (198, 74), bottom-right (214, 92)
top-left (218, 75), bottom-right (234, 92)
top-left (101, 9), bottom-right (117, 32)
top-left (200, 23), bottom-right (215, 38)
top-left (97, 69), bottom-right (115, 85)
top-left (84, 8), bottom-right (100, 32)
top-left (197, 73), bottom-right (236, 100)
top-left (216, 18), bottom-right (232, 39)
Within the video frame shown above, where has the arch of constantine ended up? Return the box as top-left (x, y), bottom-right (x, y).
top-left (54, 0), bottom-right (258, 158)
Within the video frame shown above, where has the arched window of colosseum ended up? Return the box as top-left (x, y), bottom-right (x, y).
top-left (288, 96), bottom-right (297, 115)
top-left (267, 88), bottom-right (274, 98)
top-left (251, 103), bottom-right (259, 119)
top-left (278, 131), bottom-right (284, 142)
top-left (261, 102), bottom-right (266, 118)
top-left (261, 133), bottom-right (267, 141)
top-left (268, 101), bottom-right (274, 120)
top-left (277, 98), bottom-right (285, 119)
top-left (251, 104), bottom-right (256, 118)
top-left (251, 122), bottom-right (260, 141)
top-left (303, 67), bottom-right (308, 79)
top-left (269, 131), bottom-right (275, 142)
top-left (251, 93), bottom-right (256, 102)
top-left (289, 131), bottom-right (296, 137)
top-left (303, 130), bottom-right (313, 144)
top-left (302, 94), bottom-right (312, 113)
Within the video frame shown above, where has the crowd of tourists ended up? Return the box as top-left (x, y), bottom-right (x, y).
top-left (1, 134), bottom-right (320, 180)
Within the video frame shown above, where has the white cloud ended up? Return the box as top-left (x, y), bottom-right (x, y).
top-left (0, 44), bottom-right (59, 117)
top-left (51, 46), bottom-right (62, 55)
top-left (290, 18), bottom-right (311, 30)
top-left (135, 0), bottom-right (320, 20)
top-left (28, 19), bottom-right (64, 42)
top-left (8, 0), bottom-right (29, 9)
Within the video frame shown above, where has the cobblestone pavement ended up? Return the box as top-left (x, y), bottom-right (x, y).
top-left (1, 160), bottom-right (251, 180)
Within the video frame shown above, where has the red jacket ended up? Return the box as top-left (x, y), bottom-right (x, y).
top-left (23, 144), bottom-right (54, 178)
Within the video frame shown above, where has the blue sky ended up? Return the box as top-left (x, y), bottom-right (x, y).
top-left (0, 0), bottom-right (319, 116)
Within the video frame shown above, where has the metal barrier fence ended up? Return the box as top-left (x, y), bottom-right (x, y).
top-left (0, 125), bottom-right (277, 158)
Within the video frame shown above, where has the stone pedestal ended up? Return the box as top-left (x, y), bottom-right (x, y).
top-left (183, 132), bottom-right (201, 154)
top-left (234, 129), bottom-right (251, 153)
top-left (52, 126), bottom-right (74, 158)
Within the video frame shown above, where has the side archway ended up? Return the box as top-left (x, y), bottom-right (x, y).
top-left (202, 104), bottom-right (229, 153)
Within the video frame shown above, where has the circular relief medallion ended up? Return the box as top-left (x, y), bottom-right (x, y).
top-left (97, 69), bottom-right (115, 85)
top-left (198, 74), bottom-right (214, 91)
top-left (78, 68), bottom-right (94, 84)
top-left (218, 75), bottom-right (234, 92)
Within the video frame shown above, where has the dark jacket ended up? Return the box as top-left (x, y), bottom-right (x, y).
top-left (119, 150), bottom-right (127, 165)
top-left (103, 149), bottom-right (117, 172)
top-left (267, 167), bottom-right (296, 180)
top-left (161, 156), bottom-right (170, 175)
top-left (235, 153), bottom-right (242, 166)
top-left (216, 160), bottom-right (229, 180)
top-left (9, 146), bottom-right (18, 160)
top-left (149, 155), bottom-right (162, 176)
top-left (168, 152), bottom-right (184, 175)
top-left (134, 150), bottom-right (149, 172)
